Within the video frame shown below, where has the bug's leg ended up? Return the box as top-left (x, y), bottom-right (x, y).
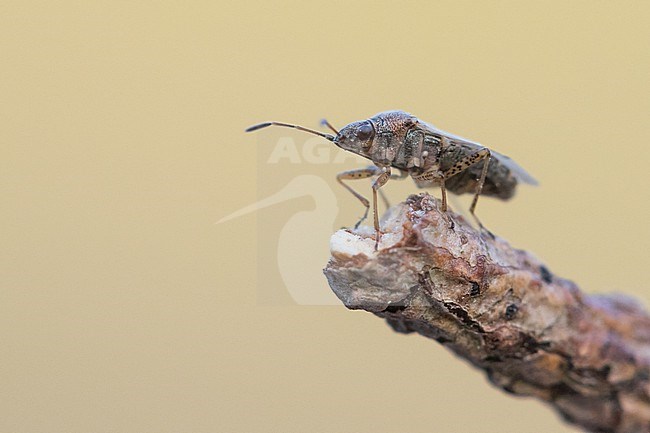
top-left (440, 177), bottom-right (448, 212)
top-left (412, 169), bottom-right (446, 208)
top-left (412, 169), bottom-right (455, 229)
top-left (372, 168), bottom-right (391, 250)
top-left (377, 188), bottom-right (390, 210)
top-left (377, 168), bottom-right (408, 209)
top-left (442, 148), bottom-right (491, 229)
top-left (390, 168), bottom-right (409, 180)
top-left (438, 178), bottom-right (456, 230)
top-left (336, 166), bottom-right (381, 229)
top-left (469, 151), bottom-right (492, 229)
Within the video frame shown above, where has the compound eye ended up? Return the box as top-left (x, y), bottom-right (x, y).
top-left (356, 122), bottom-right (374, 141)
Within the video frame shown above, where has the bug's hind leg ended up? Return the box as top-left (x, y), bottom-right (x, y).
top-left (468, 151), bottom-right (492, 231)
top-left (440, 147), bottom-right (492, 230)
top-left (336, 166), bottom-right (381, 229)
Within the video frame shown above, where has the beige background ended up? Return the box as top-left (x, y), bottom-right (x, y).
top-left (2, 1), bottom-right (650, 432)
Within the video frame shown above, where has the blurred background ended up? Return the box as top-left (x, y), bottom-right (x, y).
top-left (2, 1), bottom-right (650, 432)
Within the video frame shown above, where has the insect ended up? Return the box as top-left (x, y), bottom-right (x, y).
top-left (246, 110), bottom-right (538, 249)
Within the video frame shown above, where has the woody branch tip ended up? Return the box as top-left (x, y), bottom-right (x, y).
top-left (323, 193), bottom-right (650, 433)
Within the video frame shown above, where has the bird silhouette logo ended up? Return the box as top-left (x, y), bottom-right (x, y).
top-left (217, 175), bottom-right (342, 305)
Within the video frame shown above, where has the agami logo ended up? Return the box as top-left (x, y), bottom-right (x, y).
top-left (218, 132), bottom-right (365, 306)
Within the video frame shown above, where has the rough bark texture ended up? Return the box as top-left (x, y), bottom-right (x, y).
top-left (324, 193), bottom-right (650, 433)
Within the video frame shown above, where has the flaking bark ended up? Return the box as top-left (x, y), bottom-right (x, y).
top-left (324, 193), bottom-right (650, 433)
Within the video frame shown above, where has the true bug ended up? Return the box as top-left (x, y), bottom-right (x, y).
top-left (246, 110), bottom-right (538, 248)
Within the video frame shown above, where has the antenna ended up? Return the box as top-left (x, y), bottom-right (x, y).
top-left (320, 119), bottom-right (339, 135)
top-left (245, 122), bottom-right (335, 141)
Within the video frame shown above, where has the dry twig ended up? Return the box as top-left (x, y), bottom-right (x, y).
top-left (324, 194), bottom-right (650, 433)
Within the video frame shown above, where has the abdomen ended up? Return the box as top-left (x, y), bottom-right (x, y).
top-left (444, 161), bottom-right (517, 200)
top-left (425, 146), bottom-right (518, 200)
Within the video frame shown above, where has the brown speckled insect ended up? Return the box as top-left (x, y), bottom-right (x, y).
top-left (246, 110), bottom-right (538, 248)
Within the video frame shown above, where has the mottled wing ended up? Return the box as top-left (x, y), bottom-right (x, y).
top-left (417, 120), bottom-right (539, 186)
top-left (489, 149), bottom-right (539, 186)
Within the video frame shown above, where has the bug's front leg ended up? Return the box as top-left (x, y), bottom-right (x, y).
top-left (378, 168), bottom-right (408, 209)
top-left (336, 166), bottom-right (382, 229)
top-left (371, 167), bottom-right (391, 250)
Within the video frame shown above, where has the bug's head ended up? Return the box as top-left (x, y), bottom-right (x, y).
top-left (244, 118), bottom-right (374, 158)
top-left (332, 120), bottom-right (375, 156)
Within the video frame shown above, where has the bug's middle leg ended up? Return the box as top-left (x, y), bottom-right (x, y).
top-left (440, 178), bottom-right (448, 212)
top-left (411, 169), bottom-right (448, 212)
top-left (412, 169), bottom-right (455, 228)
